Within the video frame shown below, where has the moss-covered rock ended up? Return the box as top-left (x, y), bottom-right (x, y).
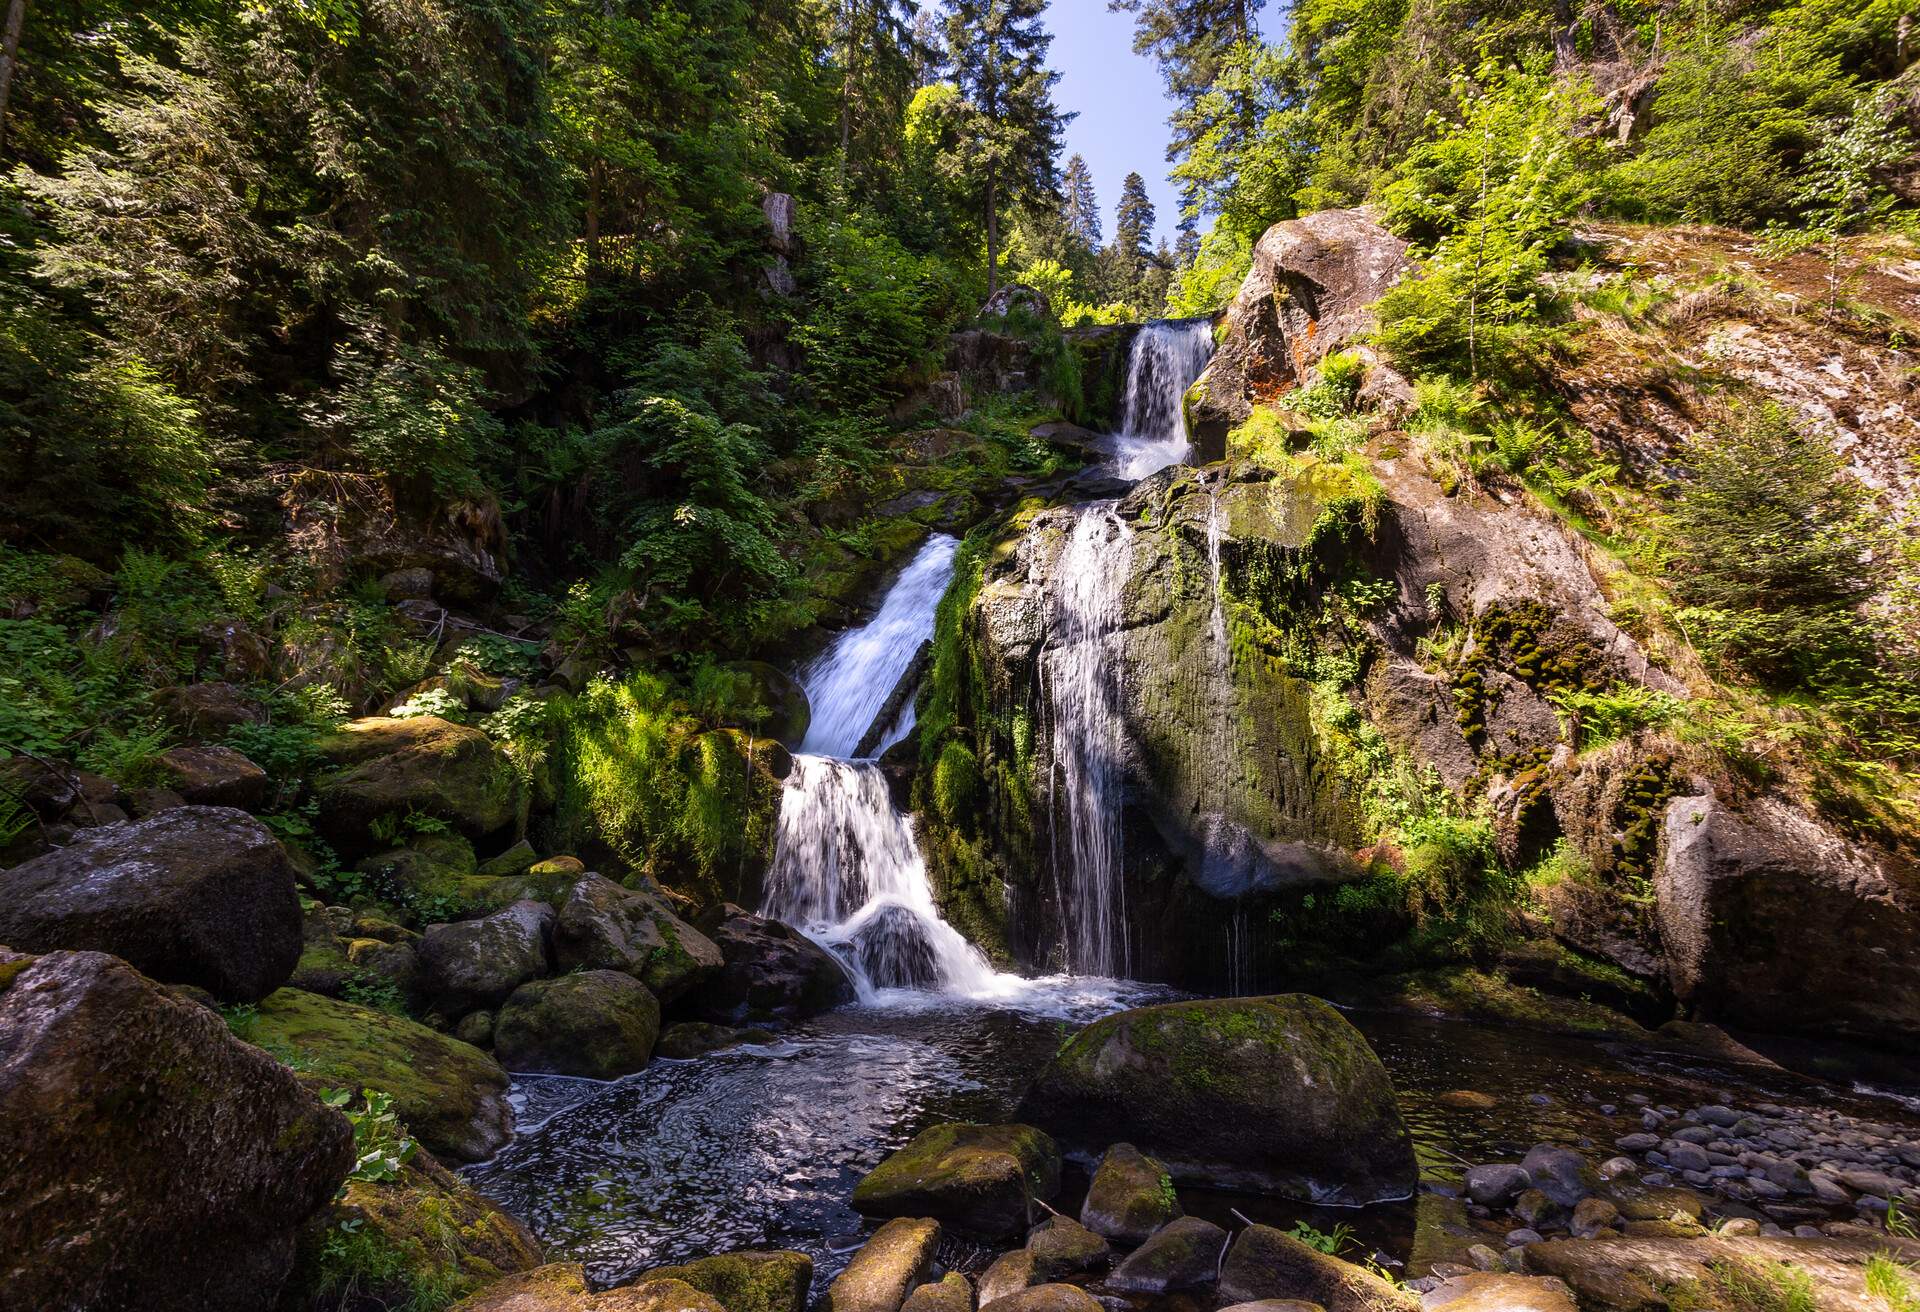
top-left (241, 986), bottom-right (512, 1163)
top-left (553, 873), bottom-right (722, 1002)
top-left (1218, 1224), bottom-right (1419, 1312)
top-left (655, 1022), bottom-right (778, 1059)
top-left (1079, 1143), bottom-right (1180, 1244)
top-left (314, 716), bottom-right (522, 852)
top-left (494, 970), bottom-right (660, 1079)
top-left (285, 1146), bottom-right (542, 1310)
top-left (900, 1272), bottom-right (974, 1312)
top-left (416, 898), bottom-right (554, 1018)
top-left (1024, 1216), bottom-right (1109, 1277)
top-left (827, 1217), bottom-right (941, 1312)
top-left (640, 1250), bottom-right (813, 1312)
top-left (1018, 996), bottom-right (1415, 1204)
top-left (1107, 1216), bottom-right (1227, 1294)
top-left (851, 1122), bottom-right (1061, 1238)
top-left (973, 1286), bottom-right (1101, 1312)
top-left (450, 1266), bottom-right (728, 1311)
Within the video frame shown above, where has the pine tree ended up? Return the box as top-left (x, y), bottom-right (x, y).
top-left (941, 0), bottom-right (1071, 294)
top-left (1061, 152), bottom-right (1101, 249)
top-left (829, 0), bottom-right (923, 187)
top-left (1173, 220), bottom-right (1200, 270)
top-left (1109, 0), bottom-right (1267, 219)
top-left (1114, 170), bottom-right (1156, 277)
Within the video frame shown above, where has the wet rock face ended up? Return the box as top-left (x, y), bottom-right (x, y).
top-left (1019, 996), bottom-right (1417, 1204)
top-left (494, 969), bottom-right (661, 1079)
top-left (1187, 207), bottom-right (1411, 460)
top-left (0, 805), bottom-right (302, 1001)
top-left (0, 951), bottom-right (353, 1311)
top-left (852, 1122), bottom-right (1061, 1238)
top-left (1657, 793), bottom-right (1920, 1044)
top-left (417, 898), bottom-right (555, 1018)
top-left (554, 874), bottom-right (723, 1002)
top-left (683, 906), bottom-right (856, 1024)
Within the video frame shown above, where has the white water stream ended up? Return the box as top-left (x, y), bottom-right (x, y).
top-left (1107, 317), bottom-right (1216, 480)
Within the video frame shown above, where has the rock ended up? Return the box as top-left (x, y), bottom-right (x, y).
top-left (1419, 1273), bottom-right (1577, 1312)
top-left (1107, 1216), bottom-right (1229, 1293)
top-left (1187, 207), bottom-right (1411, 459)
top-left (901, 1273), bottom-right (973, 1312)
top-left (852, 1122), bottom-right (1060, 1237)
top-left (451, 1267), bottom-right (726, 1311)
top-left (1464, 1164), bottom-right (1531, 1208)
top-left (1437, 1090), bottom-right (1498, 1111)
top-left (0, 806), bottom-right (301, 1001)
top-left (685, 906), bottom-right (856, 1023)
top-left (1519, 1145), bottom-right (1600, 1207)
top-left (495, 970), bottom-right (661, 1078)
top-left (1656, 793), bottom-right (1920, 1045)
top-left (1019, 996), bottom-right (1416, 1203)
top-left (979, 283), bottom-right (1050, 322)
top-left (153, 681), bottom-right (266, 738)
top-left (291, 1146), bottom-right (542, 1307)
top-left (0, 951), bottom-right (353, 1311)
top-left (457, 1008), bottom-right (496, 1046)
top-left (314, 716), bottom-right (522, 851)
top-left (1218, 1304), bottom-right (1328, 1312)
top-left (977, 1288), bottom-right (1100, 1312)
top-left (1598, 1156), bottom-right (1638, 1181)
top-left (976, 1250), bottom-right (1038, 1308)
top-left (1026, 1216), bottom-right (1110, 1276)
top-left (827, 1217), bottom-right (942, 1312)
top-left (1523, 1232), bottom-right (1920, 1310)
top-left (656, 1021), bottom-right (778, 1058)
top-left (479, 839), bottom-right (540, 878)
top-left (1666, 1141), bottom-right (1711, 1173)
top-left (1569, 1197), bottom-right (1619, 1238)
top-left (157, 743), bottom-right (271, 810)
top-left (1219, 1225), bottom-right (1421, 1312)
top-left (417, 899), bottom-right (555, 1017)
top-left (1614, 1133), bottom-right (1659, 1153)
top-left (641, 1251), bottom-right (813, 1312)
top-left (1080, 1142), bottom-right (1181, 1243)
top-left (554, 874), bottom-right (723, 1001)
top-left (1513, 1190), bottom-right (1562, 1230)
top-left (241, 987), bottom-right (513, 1163)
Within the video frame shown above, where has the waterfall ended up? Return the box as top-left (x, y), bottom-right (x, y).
top-left (1042, 504), bottom-right (1135, 977)
top-left (799, 535), bottom-right (959, 759)
top-left (1109, 318), bottom-right (1215, 481)
top-left (763, 533), bottom-right (1006, 1000)
top-left (1206, 487), bottom-right (1228, 654)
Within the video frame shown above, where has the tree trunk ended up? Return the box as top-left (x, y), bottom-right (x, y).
top-left (0, 0), bottom-right (27, 157)
top-left (986, 166), bottom-right (999, 296)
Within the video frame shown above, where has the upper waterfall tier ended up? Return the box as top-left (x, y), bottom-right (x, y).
top-left (1108, 318), bottom-right (1215, 481)
top-left (798, 534), bottom-right (959, 758)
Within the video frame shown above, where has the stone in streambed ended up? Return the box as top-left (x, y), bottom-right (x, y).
top-left (1019, 996), bottom-right (1416, 1204)
top-left (1107, 1215), bottom-right (1229, 1294)
top-left (901, 1273), bottom-right (973, 1312)
top-left (1419, 1272), bottom-right (1577, 1312)
top-left (0, 950), bottom-right (353, 1312)
top-left (975, 1250), bottom-right (1039, 1308)
top-left (656, 1021), bottom-right (778, 1059)
top-left (1519, 1145), bottom-right (1601, 1208)
top-left (450, 1267), bottom-right (726, 1311)
top-left (686, 905), bottom-right (856, 1023)
top-left (1218, 1304), bottom-right (1328, 1312)
top-left (641, 1251), bottom-right (813, 1312)
top-left (554, 873), bottom-right (723, 1002)
top-left (852, 1123), bottom-right (1060, 1237)
top-left (828, 1218), bottom-right (942, 1312)
top-left (1218, 1224), bottom-right (1420, 1312)
top-left (1079, 1142), bottom-right (1180, 1244)
top-left (0, 805), bottom-right (302, 1002)
top-left (1026, 1215), bottom-right (1109, 1276)
top-left (494, 970), bottom-right (660, 1078)
top-left (1569, 1197), bottom-right (1619, 1239)
top-left (1464, 1163), bottom-right (1531, 1208)
top-left (976, 1287), bottom-right (1101, 1312)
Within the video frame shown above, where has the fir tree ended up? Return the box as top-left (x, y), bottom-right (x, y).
top-left (1061, 152), bottom-right (1102, 249)
top-left (941, 0), bottom-right (1070, 294)
top-left (1113, 170), bottom-right (1156, 290)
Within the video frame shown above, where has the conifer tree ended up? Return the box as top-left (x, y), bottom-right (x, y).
top-left (1113, 170), bottom-right (1156, 290)
top-left (1061, 152), bottom-right (1102, 249)
top-left (941, 0), bottom-right (1070, 294)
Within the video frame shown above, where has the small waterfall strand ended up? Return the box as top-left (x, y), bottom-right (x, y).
top-left (1110, 318), bottom-right (1216, 481)
top-left (1042, 504), bottom-right (1136, 978)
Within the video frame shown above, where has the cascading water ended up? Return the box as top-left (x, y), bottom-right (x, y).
top-left (763, 534), bottom-right (1008, 999)
top-left (1042, 504), bottom-right (1136, 977)
top-left (1108, 317), bottom-right (1215, 480)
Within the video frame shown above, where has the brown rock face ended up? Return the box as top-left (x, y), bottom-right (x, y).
top-left (0, 806), bottom-right (302, 1001)
top-left (1187, 208), bottom-right (1410, 460)
top-left (0, 951), bottom-right (353, 1311)
top-left (158, 743), bottom-right (272, 810)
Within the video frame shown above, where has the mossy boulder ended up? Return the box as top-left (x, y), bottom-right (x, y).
top-left (827, 1217), bottom-right (942, 1312)
top-left (554, 873), bottom-right (723, 1002)
top-left (1079, 1142), bottom-right (1181, 1244)
top-left (451, 1266), bottom-right (727, 1311)
top-left (901, 1273), bottom-right (974, 1312)
top-left (1107, 1216), bottom-right (1227, 1294)
top-left (1018, 996), bottom-right (1416, 1204)
top-left (0, 805), bottom-right (302, 1002)
top-left (851, 1122), bottom-right (1061, 1238)
top-left (156, 743), bottom-right (272, 810)
top-left (494, 970), bottom-right (660, 1079)
top-left (1025, 1216), bottom-right (1109, 1277)
top-left (655, 1022), bottom-right (777, 1059)
top-left (685, 906), bottom-right (856, 1023)
top-left (974, 1286), bottom-right (1101, 1312)
top-left (287, 1146), bottom-right (542, 1309)
top-left (241, 986), bottom-right (512, 1163)
top-left (975, 1250), bottom-right (1038, 1308)
top-left (416, 899), bottom-right (554, 1018)
top-left (0, 951), bottom-right (353, 1312)
top-left (641, 1250), bottom-right (813, 1312)
top-left (314, 716), bottom-right (521, 852)
top-left (1218, 1224), bottom-right (1419, 1312)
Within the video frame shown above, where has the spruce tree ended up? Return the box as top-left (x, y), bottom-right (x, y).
top-left (1061, 152), bottom-right (1102, 249)
top-left (1113, 170), bottom-right (1156, 298)
top-left (941, 0), bottom-right (1070, 294)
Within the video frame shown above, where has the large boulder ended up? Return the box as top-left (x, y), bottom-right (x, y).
top-left (451, 1266), bottom-right (727, 1311)
top-left (1656, 793), bottom-right (1920, 1044)
top-left (852, 1122), bottom-right (1061, 1237)
top-left (554, 874), bottom-right (723, 1002)
top-left (0, 951), bottom-right (353, 1311)
top-left (640, 1251), bottom-right (813, 1312)
top-left (1080, 1142), bottom-right (1181, 1243)
top-left (1523, 1231), bottom-right (1920, 1311)
top-left (157, 743), bottom-right (271, 810)
top-left (1218, 1225), bottom-right (1419, 1312)
top-left (494, 969), bottom-right (661, 1079)
top-left (1186, 207), bottom-right (1410, 460)
top-left (976, 1287), bottom-right (1101, 1312)
top-left (240, 987), bottom-right (513, 1163)
top-left (1019, 996), bottom-right (1416, 1204)
top-left (0, 806), bottom-right (301, 1001)
top-left (417, 898), bottom-right (555, 1018)
top-left (1106, 1216), bottom-right (1228, 1294)
top-left (153, 681), bottom-right (265, 738)
top-left (685, 905), bottom-right (856, 1023)
top-left (313, 716), bottom-right (522, 850)
top-left (827, 1217), bottom-right (942, 1312)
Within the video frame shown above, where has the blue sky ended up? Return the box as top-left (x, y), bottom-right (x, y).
top-left (1046, 3), bottom-right (1274, 247)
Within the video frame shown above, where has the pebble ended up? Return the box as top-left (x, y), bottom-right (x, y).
top-left (1697, 1105), bottom-right (1741, 1128)
top-left (1616, 1133), bottom-right (1659, 1153)
top-left (1667, 1143), bottom-right (1712, 1173)
top-left (1506, 1229), bottom-right (1545, 1246)
top-left (1598, 1156), bottom-right (1639, 1181)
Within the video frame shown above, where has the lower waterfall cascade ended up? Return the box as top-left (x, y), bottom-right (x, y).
top-left (1108, 316), bottom-right (1216, 480)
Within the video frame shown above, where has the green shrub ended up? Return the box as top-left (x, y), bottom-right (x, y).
top-left (933, 740), bottom-right (981, 826)
top-left (1549, 683), bottom-right (1685, 749)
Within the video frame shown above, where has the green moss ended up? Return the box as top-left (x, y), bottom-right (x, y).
top-left (643, 1252), bottom-right (813, 1312)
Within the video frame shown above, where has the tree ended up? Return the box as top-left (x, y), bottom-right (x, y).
top-left (1111, 170), bottom-right (1156, 304)
top-left (941, 0), bottom-right (1070, 294)
top-left (1061, 152), bottom-right (1101, 248)
top-left (828, 0), bottom-right (924, 187)
top-left (0, 0), bottom-right (25, 155)
top-left (1769, 87), bottom-right (1913, 316)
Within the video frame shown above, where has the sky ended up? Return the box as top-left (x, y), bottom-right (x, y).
top-left (1045, 2), bottom-right (1274, 248)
